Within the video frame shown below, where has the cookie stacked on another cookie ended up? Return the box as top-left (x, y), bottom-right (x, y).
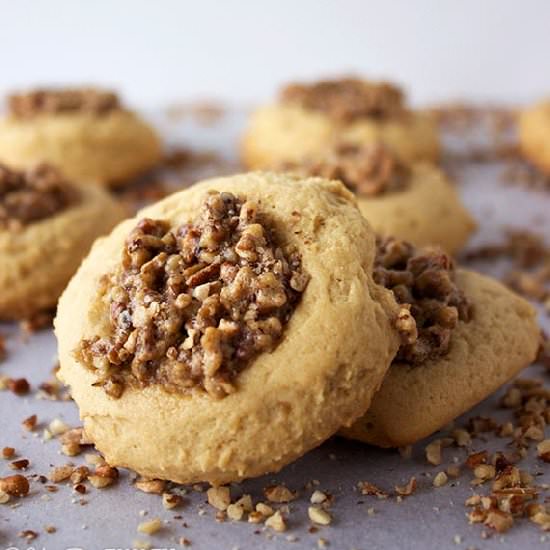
top-left (0, 163), bottom-right (125, 320)
top-left (242, 77), bottom-right (440, 169)
top-left (341, 237), bottom-right (541, 447)
top-left (55, 172), bottom-right (401, 485)
top-left (0, 87), bottom-right (162, 187)
top-left (276, 142), bottom-right (476, 254)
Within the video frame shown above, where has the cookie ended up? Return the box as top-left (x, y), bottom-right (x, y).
top-left (340, 239), bottom-right (540, 448)
top-left (0, 163), bottom-right (126, 320)
top-left (55, 172), bottom-right (400, 485)
top-left (277, 143), bottom-right (475, 254)
top-left (0, 88), bottom-right (162, 187)
top-left (242, 77), bottom-right (440, 169)
top-left (519, 100), bottom-right (550, 175)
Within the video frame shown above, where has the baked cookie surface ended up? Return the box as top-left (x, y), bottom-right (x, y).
top-left (55, 172), bottom-right (400, 485)
top-left (341, 268), bottom-right (540, 448)
top-left (275, 143), bottom-right (475, 254)
top-left (0, 164), bottom-right (126, 320)
top-left (242, 77), bottom-right (440, 169)
top-left (0, 88), bottom-right (162, 187)
top-left (519, 100), bottom-right (550, 175)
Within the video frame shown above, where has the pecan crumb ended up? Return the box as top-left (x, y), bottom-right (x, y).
top-left (8, 87), bottom-right (120, 118)
top-left (207, 486), bottom-right (231, 511)
top-left (375, 237), bottom-right (472, 365)
top-left (22, 414), bottom-right (37, 431)
top-left (264, 485), bottom-right (297, 503)
top-left (281, 77), bottom-right (405, 122)
top-left (134, 478), bottom-right (166, 494)
top-left (395, 477), bottom-right (417, 497)
top-left (78, 191), bottom-right (308, 399)
top-left (0, 163), bottom-right (79, 230)
top-left (7, 377), bottom-right (30, 395)
top-left (279, 142), bottom-right (410, 197)
top-left (0, 474), bottom-right (30, 496)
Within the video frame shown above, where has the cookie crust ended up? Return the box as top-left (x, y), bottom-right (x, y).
top-left (242, 104), bottom-right (440, 170)
top-left (0, 110), bottom-right (162, 187)
top-left (357, 164), bottom-right (476, 254)
top-left (340, 270), bottom-right (540, 447)
top-left (0, 184), bottom-right (125, 320)
top-left (55, 172), bottom-right (400, 485)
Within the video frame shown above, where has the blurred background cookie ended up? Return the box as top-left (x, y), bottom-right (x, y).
top-left (276, 143), bottom-right (475, 254)
top-left (519, 99), bottom-right (550, 175)
top-left (340, 237), bottom-right (540, 447)
top-left (55, 172), bottom-right (400, 485)
top-left (0, 163), bottom-right (125, 320)
top-left (242, 77), bottom-right (440, 169)
top-left (0, 87), bottom-right (162, 187)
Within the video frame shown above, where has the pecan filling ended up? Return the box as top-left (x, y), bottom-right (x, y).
top-left (279, 143), bottom-right (409, 197)
top-left (374, 237), bottom-right (472, 365)
top-left (281, 78), bottom-right (405, 122)
top-left (7, 88), bottom-right (120, 119)
top-left (0, 163), bottom-right (80, 230)
top-left (78, 192), bottom-right (309, 399)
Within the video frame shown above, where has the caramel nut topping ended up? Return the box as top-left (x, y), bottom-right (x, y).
top-left (280, 143), bottom-right (410, 197)
top-left (0, 163), bottom-right (79, 230)
top-left (78, 191), bottom-right (308, 399)
top-left (8, 87), bottom-right (120, 119)
top-left (375, 237), bottom-right (472, 365)
top-left (280, 77), bottom-right (405, 122)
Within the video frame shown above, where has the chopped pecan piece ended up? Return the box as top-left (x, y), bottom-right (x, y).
top-left (78, 192), bottom-right (308, 399)
top-left (281, 77), bottom-right (405, 122)
top-left (375, 237), bottom-right (472, 365)
top-left (0, 163), bottom-right (79, 230)
top-left (8, 87), bottom-right (120, 118)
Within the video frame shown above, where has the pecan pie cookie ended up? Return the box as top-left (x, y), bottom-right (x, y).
top-left (340, 238), bottom-right (540, 447)
top-left (55, 172), bottom-right (401, 485)
top-left (278, 143), bottom-right (475, 254)
top-left (0, 87), bottom-right (162, 186)
top-left (519, 100), bottom-right (550, 175)
top-left (242, 77), bottom-right (440, 169)
top-left (0, 163), bottom-right (125, 320)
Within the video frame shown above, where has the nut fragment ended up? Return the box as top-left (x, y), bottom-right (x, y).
top-left (207, 486), bottom-right (231, 511)
top-left (49, 465), bottom-right (73, 483)
top-left (137, 518), bottom-right (163, 535)
top-left (264, 485), bottom-right (296, 503)
top-left (265, 510), bottom-right (287, 532)
top-left (452, 428), bottom-right (471, 447)
top-left (8, 378), bottom-right (30, 395)
top-left (48, 418), bottom-right (70, 436)
top-left (162, 492), bottom-right (182, 510)
top-left (22, 414), bottom-right (37, 431)
top-left (310, 490), bottom-right (328, 504)
top-left (425, 440), bottom-right (442, 466)
top-left (485, 510), bottom-right (514, 533)
top-left (10, 459), bottom-right (29, 470)
top-left (395, 477), bottom-right (417, 497)
top-left (433, 472), bottom-right (448, 487)
top-left (256, 502), bottom-right (274, 517)
top-left (0, 474), bottom-right (29, 496)
top-left (308, 506), bottom-right (332, 526)
top-left (135, 478), bottom-right (166, 494)
top-left (474, 464), bottom-right (496, 481)
top-left (357, 481), bottom-right (389, 498)
top-left (2, 447), bottom-right (15, 459)
top-left (226, 503), bottom-right (245, 521)
top-left (89, 464), bottom-right (118, 488)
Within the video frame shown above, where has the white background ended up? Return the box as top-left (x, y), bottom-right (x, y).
top-left (0, 0), bottom-right (549, 108)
